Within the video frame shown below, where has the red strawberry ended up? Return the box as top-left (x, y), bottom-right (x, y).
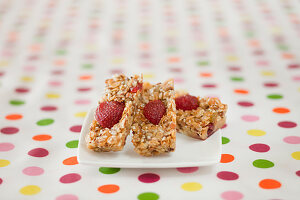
top-left (175, 94), bottom-right (199, 111)
top-left (143, 100), bottom-right (166, 125)
top-left (130, 82), bottom-right (143, 93)
top-left (95, 101), bottom-right (125, 128)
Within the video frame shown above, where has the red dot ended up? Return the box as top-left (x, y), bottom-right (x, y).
top-left (0, 72), bottom-right (4, 77)
top-left (59, 173), bottom-right (81, 184)
top-left (1, 127), bottom-right (19, 134)
top-left (41, 106), bottom-right (57, 111)
top-left (15, 87), bottom-right (29, 93)
top-left (70, 125), bottom-right (82, 133)
top-left (202, 83), bottom-right (217, 88)
top-left (28, 148), bottom-right (49, 157)
top-left (77, 87), bottom-right (91, 92)
top-left (278, 121), bottom-right (297, 128)
top-left (264, 82), bottom-right (278, 87)
top-left (296, 170), bottom-right (300, 177)
top-left (0, 178), bottom-right (2, 185)
top-left (237, 101), bottom-right (254, 107)
top-left (288, 64), bottom-right (300, 69)
top-left (217, 171), bottom-right (239, 180)
top-left (249, 143), bottom-right (270, 153)
top-left (138, 173), bottom-right (160, 183)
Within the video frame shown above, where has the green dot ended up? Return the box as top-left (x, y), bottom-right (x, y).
top-left (222, 137), bottom-right (230, 144)
top-left (253, 159), bottom-right (274, 168)
top-left (167, 47), bottom-right (177, 52)
top-left (246, 31), bottom-right (254, 38)
top-left (230, 76), bottom-right (244, 82)
top-left (277, 44), bottom-right (289, 51)
top-left (10, 100), bottom-right (25, 106)
top-left (197, 61), bottom-right (209, 66)
top-left (138, 192), bottom-right (159, 200)
top-left (56, 49), bottom-right (67, 55)
top-left (99, 167), bottom-right (121, 174)
top-left (267, 94), bottom-right (283, 100)
top-left (66, 140), bottom-right (79, 148)
top-left (82, 64), bottom-right (93, 69)
top-left (36, 118), bottom-right (54, 126)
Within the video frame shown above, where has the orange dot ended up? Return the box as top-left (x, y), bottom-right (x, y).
top-left (248, 39), bottom-right (260, 47)
top-left (234, 89), bottom-right (249, 94)
top-left (168, 57), bottom-right (180, 63)
top-left (259, 179), bottom-right (281, 189)
top-left (98, 184), bottom-right (120, 194)
top-left (5, 114), bottom-right (23, 120)
top-left (140, 43), bottom-right (150, 50)
top-left (200, 72), bottom-right (212, 77)
top-left (220, 154), bottom-right (234, 163)
top-left (32, 134), bottom-right (52, 141)
top-left (30, 44), bottom-right (41, 52)
top-left (272, 107), bottom-right (290, 114)
top-left (79, 75), bottom-right (93, 80)
top-left (282, 53), bottom-right (294, 59)
top-left (63, 156), bottom-right (78, 165)
top-left (54, 59), bottom-right (66, 66)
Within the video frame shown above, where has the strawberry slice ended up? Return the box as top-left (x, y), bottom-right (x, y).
top-left (175, 94), bottom-right (199, 111)
top-left (143, 100), bottom-right (166, 125)
top-left (95, 101), bottom-right (125, 128)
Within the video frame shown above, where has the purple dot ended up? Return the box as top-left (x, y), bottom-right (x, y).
top-left (278, 121), bottom-right (297, 128)
top-left (41, 106), bottom-right (57, 111)
top-left (296, 170), bottom-right (300, 177)
top-left (264, 82), bottom-right (278, 87)
top-left (74, 99), bottom-right (91, 105)
top-left (249, 143), bottom-right (270, 153)
top-left (217, 171), bottom-right (239, 180)
top-left (70, 125), bottom-right (82, 133)
top-left (0, 143), bottom-right (15, 151)
top-left (22, 166), bottom-right (44, 176)
top-left (15, 87), bottom-right (29, 93)
top-left (176, 167), bottom-right (199, 173)
top-left (138, 173), bottom-right (160, 183)
top-left (77, 87), bottom-right (91, 92)
top-left (283, 136), bottom-right (300, 144)
top-left (221, 190), bottom-right (244, 200)
top-left (241, 115), bottom-right (259, 122)
top-left (288, 64), bottom-right (300, 69)
top-left (28, 148), bottom-right (49, 157)
top-left (1, 127), bottom-right (19, 134)
top-left (202, 84), bottom-right (217, 88)
top-left (59, 173), bottom-right (81, 184)
top-left (237, 101), bottom-right (254, 107)
top-left (56, 194), bottom-right (78, 200)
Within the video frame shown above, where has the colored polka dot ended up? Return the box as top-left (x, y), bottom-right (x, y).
top-left (59, 173), bottom-right (81, 184)
top-left (272, 107), bottom-right (290, 114)
top-left (261, 71), bottom-right (275, 76)
top-left (202, 83), bottom-right (217, 88)
top-left (197, 61), bottom-right (209, 66)
top-left (5, 114), bottom-right (23, 120)
top-left (1, 127), bottom-right (19, 134)
top-left (70, 125), bottom-right (82, 133)
top-left (56, 194), bottom-right (78, 200)
top-left (288, 64), bottom-right (300, 69)
top-left (79, 75), bottom-right (93, 80)
top-left (82, 64), bottom-right (93, 69)
top-left (200, 72), bottom-right (212, 77)
top-left (0, 178), bottom-right (2, 184)
top-left (221, 191), bottom-right (244, 200)
top-left (291, 151), bottom-right (300, 160)
top-left (41, 105), bottom-right (57, 111)
top-left (10, 99), bottom-right (25, 106)
top-left (0, 159), bottom-right (10, 167)
top-left (253, 159), bottom-right (274, 168)
top-left (222, 137), bottom-right (230, 144)
top-left (74, 112), bottom-right (87, 118)
top-left (247, 129), bottom-right (266, 136)
top-left (176, 167), bottom-right (199, 173)
top-left (98, 184), bottom-right (119, 193)
top-left (181, 182), bottom-right (202, 191)
top-left (241, 115), bottom-right (259, 122)
top-left (99, 167), bottom-right (120, 174)
top-left (138, 192), bottom-right (159, 200)
top-left (63, 156), bottom-right (78, 165)
top-left (22, 166), bottom-right (44, 176)
top-left (74, 99), bottom-right (91, 105)
top-left (36, 118), bottom-right (54, 126)
top-left (234, 89), bottom-right (249, 94)
top-left (264, 82), bottom-right (278, 87)
top-left (230, 77), bottom-right (244, 82)
top-left (278, 121), bottom-right (297, 128)
top-left (138, 173), bottom-right (160, 183)
top-left (48, 81), bottom-right (62, 87)
top-left (77, 87), bottom-right (91, 92)
top-left (46, 93), bottom-right (60, 99)
top-left (228, 66), bottom-right (241, 71)
top-left (217, 171), bottom-right (239, 180)
top-left (249, 143), bottom-right (270, 152)
top-left (267, 94), bottom-right (283, 99)
top-left (28, 148), bottom-right (49, 157)
top-left (283, 136), bottom-right (300, 144)
top-left (19, 185), bottom-right (41, 195)
top-left (259, 179), bottom-right (281, 189)
top-left (32, 134), bottom-right (52, 141)
top-left (21, 76), bottom-right (34, 82)
top-left (220, 154), bottom-right (234, 163)
top-left (237, 101), bottom-right (254, 107)
top-left (0, 143), bottom-right (14, 151)
top-left (15, 87), bottom-right (29, 93)
top-left (66, 140), bottom-right (79, 148)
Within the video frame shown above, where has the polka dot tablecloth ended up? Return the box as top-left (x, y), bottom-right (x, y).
top-left (0, 0), bottom-right (299, 199)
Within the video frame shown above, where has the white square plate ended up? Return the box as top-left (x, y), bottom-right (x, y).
top-left (77, 107), bottom-right (222, 168)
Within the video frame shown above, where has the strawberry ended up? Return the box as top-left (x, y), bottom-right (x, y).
top-left (95, 101), bottom-right (125, 128)
top-left (130, 82), bottom-right (143, 93)
top-left (143, 100), bottom-right (166, 125)
top-left (175, 94), bottom-right (199, 111)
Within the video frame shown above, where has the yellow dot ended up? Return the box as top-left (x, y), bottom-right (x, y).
top-left (181, 182), bottom-right (202, 191)
top-left (0, 159), bottom-right (10, 167)
top-left (196, 41), bottom-right (206, 48)
top-left (74, 111), bottom-right (87, 118)
top-left (226, 55), bottom-right (239, 62)
top-left (46, 93), bottom-right (60, 99)
top-left (143, 73), bottom-right (154, 79)
top-left (298, 87), bottom-right (300, 92)
top-left (247, 129), bottom-right (266, 136)
top-left (19, 185), bottom-right (41, 195)
top-left (291, 151), bottom-right (300, 160)
top-left (261, 71), bottom-right (275, 76)
top-left (0, 60), bottom-right (8, 67)
top-left (112, 58), bottom-right (124, 64)
top-left (21, 76), bottom-right (34, 82)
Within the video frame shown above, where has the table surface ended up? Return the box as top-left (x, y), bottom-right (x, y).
top-left (0, 0), bottom-right (300, 199)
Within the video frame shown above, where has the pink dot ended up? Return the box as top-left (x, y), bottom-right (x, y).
top-left (176, 167), bottom-right (199, 173)
top-left (28, 148), bottom-right (49, 157)
top-left (77, 87), bottom-right (91, 92)
top-left (41, 105), bottom-right (57, 111)
top-left (253, 50), bottom-right (264, 56)
top-left (241, 115), bottom-right (259, 122)
top-left (23, 66), bottom-right (36, 72)
top-left (70, 125), bottom-right (82, 133)
top-left (202, 83), bottom-right (217, 88)
top-left (249, 143), bottom-right (270, 152)
top-left (0, 71), bottom-right (4, 77)
top-left (15, 87), bottom-right (30, 93)
top-left (0, 143), bottom-right (15, 151)
top-left (288, 64), bottom-right (300, 69)
top-left (1, 127), bottom-right (19, 134)
top-left (169, 67), bottom-right (182, 73)
top-left (237, 101), bottom-right (254, 107)
top-left (75, 99), bottom-right (91, 105)
top-left (48, 81), bottom-right (62, 87)
top-left (296, 170), bottom-right (300, 177)
top-left (174, 77), bottom-right (184, 84)
top-left (264, 82), bottom-right (278, 87)
top-left (278, 121), bottom-right (297, 128)
top-left (257, 60), bottom-right (268, 66)
top-left (283, 136), bottom-right (300, 144)
top-left (52, 70), bottom-right (64, 75)
top-left (22, 166), bottom-right (44, 176)
top-left (221, 191), bottom-right (244, 200)
top-left (56, 194), bottom-right (78, 200)
top-left (138, 173), bottom-right (160, 183)
top-left (217, 171), bottom-right (239, 180)
top-left (293, 75), bottom-right (300, 81)
top-left (110, 69), bottom-right (123, 74)
top-left (59, 173), bottom-right (81, 184)
top-left (228, 66), bottom-right (241, 71)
